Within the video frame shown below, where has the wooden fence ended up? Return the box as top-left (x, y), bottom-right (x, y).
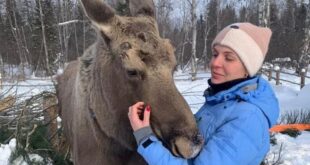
top-left (261, 68), bottom-right (310, 89)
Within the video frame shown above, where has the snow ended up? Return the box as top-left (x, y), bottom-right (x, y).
top-left (58, 20), bottom-right (81, 26)
top-left (0, 139), bottom-right (15, 165)
top-left (0, 138), bottom-right (46, 165)
top-left (276, 83), bottom-right (310, 113)
top-left (1, 78), bottom-right (54, 100)
top-left (266, 132), bottom-right (310, 165)
top-left (274, 65), bottom-right (281, 71)
top-left (0, 69), bottom-right (310, 164)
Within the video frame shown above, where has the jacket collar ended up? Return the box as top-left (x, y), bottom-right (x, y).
top-left (204, 76), bottom-right (259, 104)
top-left (207, 77), bottom-right (253, 95)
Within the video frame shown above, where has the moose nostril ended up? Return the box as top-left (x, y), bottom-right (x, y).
top-left (193, 134), bottom-right (204, 145)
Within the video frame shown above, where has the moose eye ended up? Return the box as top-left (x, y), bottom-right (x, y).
top-left (120, 42), bottom-right (132, 50)
top-left (137, 32), bottom-right (147, 42)
top-left (127, 69), bottom-right (144, 80)
top-left (127, 70), bottom-right (139, 77)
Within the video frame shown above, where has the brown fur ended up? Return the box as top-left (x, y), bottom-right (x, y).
top-left (57, 0), bottom-right (203, 164)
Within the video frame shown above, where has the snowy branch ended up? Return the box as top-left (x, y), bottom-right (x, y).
top-left (58, 20), bottom-right (87, 26)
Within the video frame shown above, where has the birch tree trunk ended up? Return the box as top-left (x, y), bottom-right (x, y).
top-left (59, 0), bottom-right (71, 63)
top-left (190, 0), bottom-right (197, 81)
top-left (201, 0), bottom-right (213, 70)
top-left (259, 0), bottom-right (271, 27)
top-left (258, 0), bottom-right (265, 26)
top-left (38, 0), bottom-right (50, 74)
top-left (202, 23), bottom-right (215, 71)
top-left (57, 0), bottom-right (75, 64)
top-left (180, 30), bottom-right (189, 70)
top-left (56, 0), bottom-right (65, 65)
top-left (244, 0), bottom-right (250, 21)
top-left (266, 0), bottom-right (270, 26)
top-left (21, 26), bottom-right (30, 65)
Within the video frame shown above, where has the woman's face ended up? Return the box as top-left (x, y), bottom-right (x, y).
top-left (209, 45), bottom-right (248, 84)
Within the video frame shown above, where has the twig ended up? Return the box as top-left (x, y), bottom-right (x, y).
top-left (25, 124), bottom-right (38, 151)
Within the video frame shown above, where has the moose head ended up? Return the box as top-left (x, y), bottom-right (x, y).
top-left (57, 0), bottom-right (203, 163)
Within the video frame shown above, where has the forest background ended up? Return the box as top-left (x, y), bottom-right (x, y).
top-left (0, 0), bottom-right (309, 79)
top-left (0, 0), bottom-right (310, 164)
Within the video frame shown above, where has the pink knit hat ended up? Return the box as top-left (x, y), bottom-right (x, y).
top-left (212, 22), bottom-right (272, 77)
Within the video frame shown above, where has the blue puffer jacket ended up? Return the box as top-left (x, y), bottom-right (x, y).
top-left (137, 76), bottom-right (280, 165)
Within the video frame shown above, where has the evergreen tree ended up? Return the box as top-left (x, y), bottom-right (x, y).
top-left (281, 0), bottom-right (298, 61)
top-left (247, 0), bottom-right (259, 25)
top-left (115, 0), bottom-right (130, 15)
top-left (220, 5), bottom-right (237, 28)
top-left (239, 6), bottom-right (248, 22)
top-left (295, 2), bottom-right (308, 62)
top-left (295, 1), bottom-right (310, 73)
top-left (66, 2), bottom-right (96, 62)
top-left (267, 1), bottom-right (282, 61)
top-left (206, 0), bottom-right (218, 61)
top-left (21, 0), bottom-right (34, 66)
top-left (196, 14), bottom-right (205, 61)
top-left (43, 0), bottom-right (60, 71)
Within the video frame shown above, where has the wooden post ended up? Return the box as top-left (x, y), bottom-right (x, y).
top-left (276, 69), bottom-right (280, 85)
top-left (268, 68), bottom-right (272, 81)
top-left (301, 70), bottom-right (305, 89)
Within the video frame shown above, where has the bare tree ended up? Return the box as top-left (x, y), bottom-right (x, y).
top-left (155, 0), bottom-right (173, 38)
top-left (175, 0), bottom-right (191, 70)
top-left (201, 0), bottom-right (216, 70)
top-left (37, 0), bottom-right (50, 75)
top-left (6, 0), bottom-right (28, 78)
top-left (189, 0), bottom-right (198, 81)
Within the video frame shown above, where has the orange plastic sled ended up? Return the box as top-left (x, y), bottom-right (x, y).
top-left (269, 124), bottom-right (310, 133)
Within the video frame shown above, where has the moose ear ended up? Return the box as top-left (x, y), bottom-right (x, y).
top-left (80, 0), bottom-right (116, 43)
top-left (80, 0), bottom-right (115, 24)
top-left (129, 0), bottom-right (155, 18)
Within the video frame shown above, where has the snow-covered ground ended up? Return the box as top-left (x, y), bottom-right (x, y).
top-left (0, 69), bottom-right (310, 164)
top-left (1, 77), bottom-right (55, 98)
top-left (0, 139), bottom-right (47, 165)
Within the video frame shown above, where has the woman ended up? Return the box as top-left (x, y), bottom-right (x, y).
top-left (128, 22), bottom-right (280, 165)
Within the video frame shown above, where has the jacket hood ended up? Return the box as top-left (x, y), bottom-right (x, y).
top-left (204, 76), bottom-right (280, 128)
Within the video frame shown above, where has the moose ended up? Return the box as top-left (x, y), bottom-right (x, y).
top-left (56, 0), bottom-right (203, 164)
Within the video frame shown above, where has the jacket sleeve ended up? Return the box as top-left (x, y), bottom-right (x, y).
top-left (137, 135), bottom-right (189, 165)
top-left (193, 109), bottom-right (269, 165)
top-left (137, 107), bottom-right (268, 165)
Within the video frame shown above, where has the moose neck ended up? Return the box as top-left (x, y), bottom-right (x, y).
top-left (84, 49), bottom-right (138, 151)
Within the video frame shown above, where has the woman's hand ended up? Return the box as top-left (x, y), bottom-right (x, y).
top-left (128, 102), bottom-right (151, 131)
